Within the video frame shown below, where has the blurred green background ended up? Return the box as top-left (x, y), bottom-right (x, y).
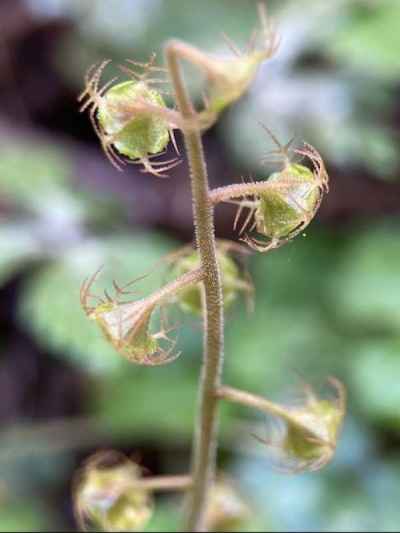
top-left (0, 0), bottom-right (399, 531)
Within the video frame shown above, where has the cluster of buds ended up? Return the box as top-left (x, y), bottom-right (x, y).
top-left (168, 240), bottom-right (254, 315)
top-left (74, 452), bottom-right (153, 532)
top-left (80, 266), bottom-right (203, 366)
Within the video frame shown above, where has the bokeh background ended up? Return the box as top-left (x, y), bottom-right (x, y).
top-left (0, 0), bottom-right (399, 531)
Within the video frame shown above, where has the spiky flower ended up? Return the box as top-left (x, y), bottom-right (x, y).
top-left (169, 240), bottom-right (253, 315)
top-left (74, 451), bottom-right (153, 532)
top-left (256, 379), bottom-right (346, 472)
top-left (78, 55), bottom-right (180, 177)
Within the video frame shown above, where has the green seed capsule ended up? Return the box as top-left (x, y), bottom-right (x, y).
top-left (80, 270), bottom-right (178, 366)
top-left (205, 478), bottom-right (250, 532)
top-left (282, 398), bottom-right (343, 466)
top-left (257, 379), bottom-right (346, 472)
top-left (207, 52), bottom-right (265, 115)
top-left (74, 453), bottom-right (153, 532)
top-left (90, 300), bottom-right (158, 363)
top-left (98, 81), bottom-right (170, 161)
top-left (256, 163), bottom-right (320, 240)
top-left (171, 246), bottom-right (251, 315)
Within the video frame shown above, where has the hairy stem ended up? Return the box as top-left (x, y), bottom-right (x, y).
top-left (165, 40), bottom-right (224, 532)
top-left (146, 267), bottom-right (204, 307)
top-left (209, 179), bottom-right (307, 205)
top-left (217, 385), bottom-right (294, 422)
top-left (217, 385), bottom-right (321, 436)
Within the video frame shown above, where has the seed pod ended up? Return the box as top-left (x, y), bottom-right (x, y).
top-left (196, 4), bottom-right (279, 126)
top-left (80, 269), bottom-right (179, 366)
top-left (255, 162), bottom-right (321, 239)
top-left (234, 141), bottom-right (329, 253)
top-left (74, 452), bottom-right (153, 532)
top-left (256, 379), bottom-right (346, 472)
top-left (169, 241), bottom-right (253, 315)
top-left (204, 478), bottom-right (251, 532)
top-left (79, 56), bottom-right (180, 177)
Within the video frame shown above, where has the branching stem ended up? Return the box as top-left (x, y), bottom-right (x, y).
top-left (165, 40), bottom-right (224, 532)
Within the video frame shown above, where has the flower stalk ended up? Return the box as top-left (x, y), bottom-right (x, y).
top-left (165, 40), bottom-right (224, 532)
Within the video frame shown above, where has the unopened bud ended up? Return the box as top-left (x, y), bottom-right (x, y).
top-left (197, 4), bottom-right (279, 124)
top-left (256, 162), bottom-right (321, 240)
top-left (74, 452), bottom-right (153, 532)
top-left (170, 241), bottom-right (253, 315)
top-left (205, 478), bottom-right (251, 532)
top-left (257, 379), bottom-right (346, 472)
top-left (80, 269), bottom-right (178, 366)
top-left (79, 57), bottom-right (179, 177)
top-left (235, 140), bottom-right (328, 253)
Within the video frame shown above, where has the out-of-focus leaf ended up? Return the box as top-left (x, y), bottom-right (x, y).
top-left (0, 144), bottom-right (71, 209)
top-left (350, 338), bottom-right (400, 425)
top-left (92, 366), bottom-right (198, 439)
top-left (19, 233), bottom-right (175, 374)
top-left (328, 1), bottom-right (400, 81)
top-left (0, 500), bottom-right (51, 532)
top-left (225, 231), bottom-right (348, 395)
top-left (145, 502), bottom-right (180, 532)
top-left (0, 224), bottom-right (41, 286)
top-left (329, 222), bottom-right (400, 332)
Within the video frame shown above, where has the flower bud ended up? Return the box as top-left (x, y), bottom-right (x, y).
top-left (195, 4), bottom-right (278, 125)
top-left (80, 269), bottom-right (179, 366)
top-left (79, 57), bottom-right (179, 176)
top-left (236, 142), bottom-right (329, 253)
top-left (169, 241), bottom-right (253, 315)
top-left (74, 452), bottom-right (153, 532)
top-left (204, 478), bottom-right (251, 532)
top-left (256, 162), bottom-right (321, 239)
top-left (257, 379), bottom-right (346, 472)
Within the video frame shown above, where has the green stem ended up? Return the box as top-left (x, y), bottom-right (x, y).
top-left (165, 40), bottom-right (224, 532)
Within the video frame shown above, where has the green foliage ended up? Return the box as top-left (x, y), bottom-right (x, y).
top-left (0, 501), bottom-right (51, 533)
top-left (328, 1), bottom-right (400, 81)
top-left (0, 144), bottom-right (72, 210)
top-left (0, 224), bottom-right (41, 287)
top-left (330, 223), bottom-right (400, 331)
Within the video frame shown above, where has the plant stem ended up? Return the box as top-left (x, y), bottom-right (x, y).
top-left (209, 179), bottom-right (306, 205)
top-left (217, 385), bottom-right (323, 437)
top-left (217, 386), bottom-right (294, 423)
top-left (165, 40), bottom-right (224, 532)
top-left (136, 475), bottom-right (192, 493)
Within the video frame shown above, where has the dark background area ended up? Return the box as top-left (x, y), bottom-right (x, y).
top-left (0, 0), bottom-right (399, 531)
